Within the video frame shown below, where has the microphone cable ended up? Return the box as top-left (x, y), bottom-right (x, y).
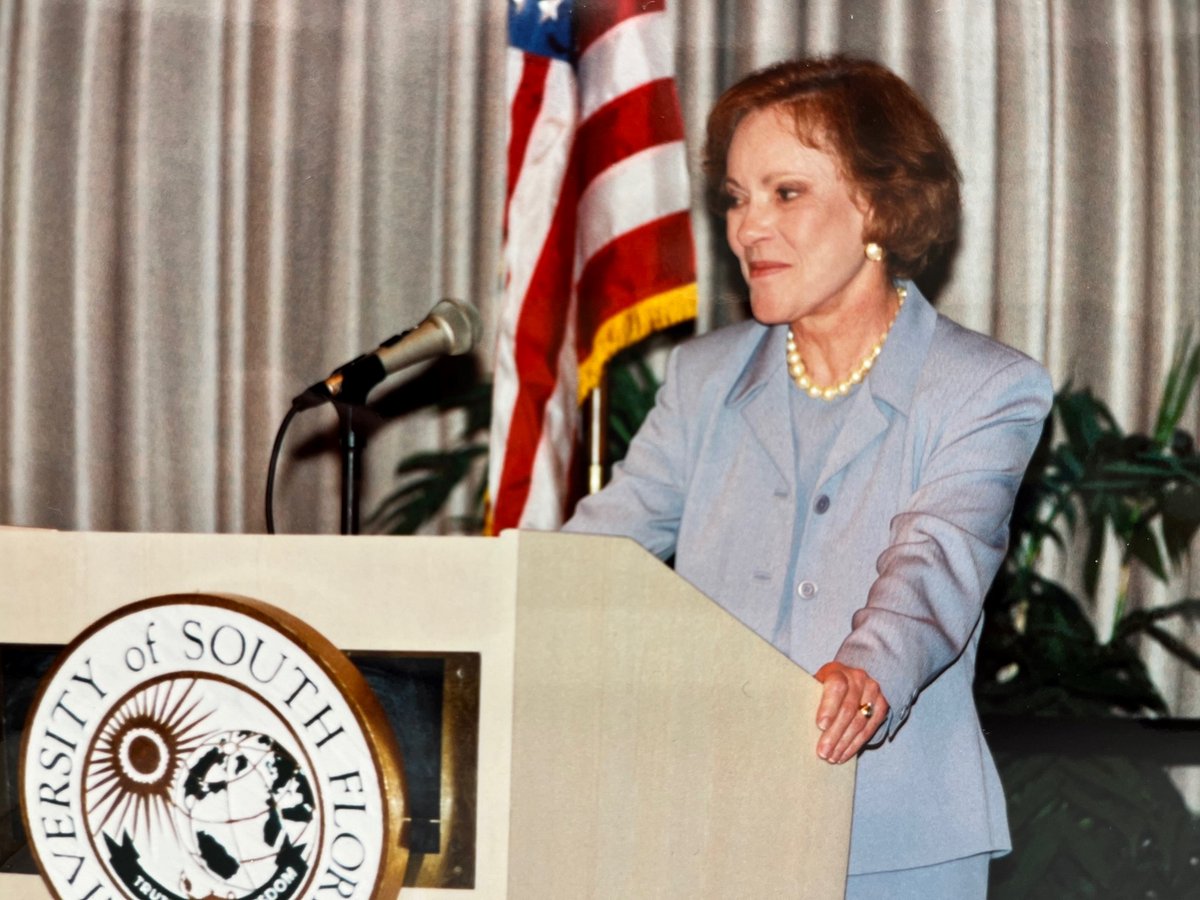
top-left (264, 400), bottom-right (303, 535)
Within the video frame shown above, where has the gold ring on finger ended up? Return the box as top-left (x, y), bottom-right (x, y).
top-left (859, 702), bottom-right (874, 719)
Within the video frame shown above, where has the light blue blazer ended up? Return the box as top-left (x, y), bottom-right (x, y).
top-left (564, 282), bottom-right (1053, 875)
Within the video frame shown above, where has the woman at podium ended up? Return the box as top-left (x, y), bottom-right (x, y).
top-left (565, 56), bottom-right (1052, 898)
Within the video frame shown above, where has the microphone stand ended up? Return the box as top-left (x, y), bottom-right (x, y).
top-left (327, 331), bottom-right (413, 536)
top-left (334, 399), bottom-right (366, 535)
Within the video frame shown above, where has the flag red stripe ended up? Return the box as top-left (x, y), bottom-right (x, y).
top-left (492, 157), bottom-right (580, 530)
top-left (576, 79), bottom-right (684, 193)
top-left (506, 53), bottom-right (551, 234)
top-left (574, 210), bottom-right (695, 355)
top-left (576, 0), bottom-right (666, 55)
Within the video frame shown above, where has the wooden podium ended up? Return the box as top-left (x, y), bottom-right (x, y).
top-left (0, 529), bottom-right (854, 898)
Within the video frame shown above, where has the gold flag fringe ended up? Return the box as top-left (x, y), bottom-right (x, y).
top-left (576, 282), bottom-right (698, 404)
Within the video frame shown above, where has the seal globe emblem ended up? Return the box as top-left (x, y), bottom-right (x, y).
top-left (173, 730), bottom-right (316, 894)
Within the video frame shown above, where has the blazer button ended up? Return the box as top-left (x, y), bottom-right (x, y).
top-left (797, 580), bottom-right (818, 599)
top-left (814, 494), bottom-right (830, 514)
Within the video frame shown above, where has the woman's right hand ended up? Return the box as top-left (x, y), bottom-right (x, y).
top-left (813, 661), bottom-right (889, 764)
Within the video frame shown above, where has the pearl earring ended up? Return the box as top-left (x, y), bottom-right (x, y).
top-left (865, 242), bottom-right (885, 262)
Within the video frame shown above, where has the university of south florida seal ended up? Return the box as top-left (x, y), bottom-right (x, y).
top-left (20, 593), bottom-right (408, 900)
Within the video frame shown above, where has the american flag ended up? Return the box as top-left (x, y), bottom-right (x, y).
top-left (488, 0), bottom-right (697, 531)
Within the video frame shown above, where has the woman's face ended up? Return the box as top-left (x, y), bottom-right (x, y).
top-left (723, 106), bottom-right (877, 329)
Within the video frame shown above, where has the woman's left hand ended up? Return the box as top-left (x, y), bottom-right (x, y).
top-left (813, 661), bottom-right (890, 764)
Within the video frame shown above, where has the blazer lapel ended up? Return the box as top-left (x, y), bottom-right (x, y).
top-left (815, 281), bottom-right (939, 488)
top-left (729, 325), bottom-right (795, 490)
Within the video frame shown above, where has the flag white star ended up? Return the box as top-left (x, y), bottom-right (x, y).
top-left (538, 0), bottom-right (564, 23)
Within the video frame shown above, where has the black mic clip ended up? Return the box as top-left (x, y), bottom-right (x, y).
top-left (292, 330), bottom-right (412, 411)
top-left (290, 299), bottom-right (481, 412)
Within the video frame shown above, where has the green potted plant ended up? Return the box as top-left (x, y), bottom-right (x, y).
top-left (977, 333), bottom-right (1200, 898)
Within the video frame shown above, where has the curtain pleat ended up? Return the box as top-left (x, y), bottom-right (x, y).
top-left (1, 0), bottom-right (1198, 722)
top-left (993, 1), bottom-right (1053, 356)
top-left (215, 0), bottom-right (249, 532)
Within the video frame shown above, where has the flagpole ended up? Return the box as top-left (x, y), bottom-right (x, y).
top-left (587, 381), bottom-right (607, 494)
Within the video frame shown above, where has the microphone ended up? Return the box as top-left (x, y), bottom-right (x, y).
top-left (293, 299), bottom-right (482, 409)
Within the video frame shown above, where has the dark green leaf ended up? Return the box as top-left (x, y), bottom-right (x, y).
top-left (1153, 327), bottom-right (1200, 444)
top-left (1140, 622), bottom-right (1200, 670)
top-left (1117, 597), bottom-right (1200, 630)
top-left (1162, 484), bottom-right (1200, 562)
top-left (1082, 522), bottom-right (1105, 599)
top-left (1125, 523), bottom-right (1168, 581)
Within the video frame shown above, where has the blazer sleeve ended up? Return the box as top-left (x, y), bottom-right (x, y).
top-left (834, 354), bottom-right (1053, 740)
top-left (562, 345), bottom-right (691, 559)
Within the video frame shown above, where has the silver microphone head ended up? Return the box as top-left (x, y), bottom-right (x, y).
top-left (428, 299), bottom-right (483, 356)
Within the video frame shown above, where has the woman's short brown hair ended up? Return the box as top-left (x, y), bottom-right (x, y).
top-left (703, 56), bottom-right (961, 280)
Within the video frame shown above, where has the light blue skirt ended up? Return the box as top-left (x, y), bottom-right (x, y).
top-left (845, 852), bottom-right (990, 899)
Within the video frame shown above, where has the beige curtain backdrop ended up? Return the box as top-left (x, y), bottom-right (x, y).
top-left (0, 0), bottom-right (508, 536)
top-left (1, 0), bottom-right (1198, 727)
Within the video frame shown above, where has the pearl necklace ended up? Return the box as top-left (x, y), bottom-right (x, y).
top-left (786, 284), bottom-right (907, 401)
